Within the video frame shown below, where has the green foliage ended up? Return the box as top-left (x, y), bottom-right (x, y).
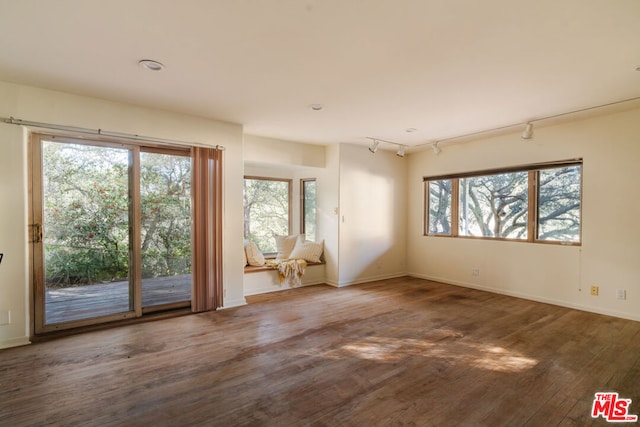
top-left (42, 142), bottom-right (192, 287)
top-left (244, 178), bottom-right (289, 253)
top-left (303, 180), bottom-right (317, 242)
top-left (140, 152), bottom-right (192, 278)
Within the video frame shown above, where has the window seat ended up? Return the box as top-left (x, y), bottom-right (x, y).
top-left (243, 260), bottom-right (326, 296)
top-left (244, 260), bottom-right (325, 274)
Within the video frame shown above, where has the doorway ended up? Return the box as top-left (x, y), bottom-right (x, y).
top-left (31, 134), bottom-right (192, 333)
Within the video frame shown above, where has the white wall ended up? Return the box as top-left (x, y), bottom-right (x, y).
top-left (337, 144), bottom-right (407, 286)
top-left (0, 81), bottom-right (246, 348)
top-left (0, 124), bottom-right (29, 349)
top-left (318, 144), bottom-right (340, 285)
top-left (244, 134), bottom-right (325, 168)
top-left (407, 107), bottom-right (640, 321)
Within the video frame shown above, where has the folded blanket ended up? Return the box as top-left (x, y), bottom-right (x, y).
top-left (266, 259), bottom-right (307, 287)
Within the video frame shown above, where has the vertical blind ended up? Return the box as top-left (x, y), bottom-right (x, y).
top-left (191, 147), bottom-right (224, 312)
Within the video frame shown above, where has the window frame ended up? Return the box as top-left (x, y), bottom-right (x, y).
top-left (423, 159), bottom-right (582, 246)
top-left (243, 175), bottom-right (293, 255)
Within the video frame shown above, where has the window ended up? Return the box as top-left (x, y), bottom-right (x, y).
top-left (243, 177), bottom-right (292, 254)
top-left (427, 179), bottom-right (452, 235)
top-left (424, 160), bottom-right (582, 244)
top-left (301, 179), bottom-right (317, 242)
top-left (537, 165), bottom-right (581, 242)
top-left (459, 171), bottom-right (529, 239)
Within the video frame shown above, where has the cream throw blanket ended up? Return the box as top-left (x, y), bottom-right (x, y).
top-left (266, 259), bottom-right (307, 287)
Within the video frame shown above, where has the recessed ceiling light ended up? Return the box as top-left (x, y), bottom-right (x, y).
top-left (310, 104), bottom-right (324, 111)
top-left (138, 59), bottom-right (165, 71)
top-left (406, 128), bottom-right (417, 133)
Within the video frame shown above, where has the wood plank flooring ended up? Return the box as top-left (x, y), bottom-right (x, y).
top-left (2, 277), bottom-right (639, 426)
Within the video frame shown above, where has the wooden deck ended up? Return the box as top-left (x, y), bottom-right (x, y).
top-left (45, 275), bottom-right (191, 324)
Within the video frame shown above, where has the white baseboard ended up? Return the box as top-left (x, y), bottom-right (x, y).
top-left (221, 297), bottom-right (247, 309)
top-left (336, 272), bottom-right (406, 288)
top-left (0, 336), bottom-right (31, 350)
top-left (408, 272), bottom-right (640, 323)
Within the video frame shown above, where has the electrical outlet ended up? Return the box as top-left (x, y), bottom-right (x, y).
top-left (471, 267), bottom-right (480, 276)
top-left (617, 289), bottom-right (626, 300)
top-left (590, 285), bottom-right (599, 296)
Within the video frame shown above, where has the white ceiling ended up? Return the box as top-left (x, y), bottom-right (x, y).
top-left (0, 0), bottom-right (639, 148)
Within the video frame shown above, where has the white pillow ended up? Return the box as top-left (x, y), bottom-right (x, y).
top-left (275, 234), bottom-right (303, 259)
top-left (289, 237), bottom-right (324, 263)
top-left (244, 241), bottom-right (265, 266)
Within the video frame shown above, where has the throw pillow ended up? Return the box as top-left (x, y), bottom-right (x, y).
top-left (275, 234), bottom-right (303, 259)
top-left (289, 238), bottom-right (324, 263)
top-left (245, 241), bottom-right (265, 266)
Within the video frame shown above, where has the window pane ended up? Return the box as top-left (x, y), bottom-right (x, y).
top-left (140, 151), bottom-right (192, 307)
top-left (42, 141), bottom-right (132, 324)
top-left (459, 172), bottom-right (528, 239)
top-left (537, 166), bottom-right (581, 242)
top-left (244, 178), bottom-right (290, 253)
top-left (428, 180), bottom-right (452, 235)
top-left (302, 180), bottom-right (317, 242)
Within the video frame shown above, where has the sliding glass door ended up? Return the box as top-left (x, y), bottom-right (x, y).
top-left (32, 135), bottom-right (192, 333)
top-left (140, 150), bottom-right (192, 311)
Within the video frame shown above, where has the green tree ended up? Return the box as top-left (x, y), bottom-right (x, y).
top-left (537, 166), bottom-right (581, 241)
top-left (460, 172), bottom-right (529, 239)
top-left (42, 142), bottom-right (193, 287)
top-left (243, 178), bottom-right (289, 253)
top-left (43, 142), bottom-right (130, 286)
top-left (140, 152), bottom-right (192, 278)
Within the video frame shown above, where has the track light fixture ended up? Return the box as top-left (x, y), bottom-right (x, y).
top-left (432, 142), bottom-right (441, 155)
top-left (366, 137), bottom-right (409, 157)
top-left (521, 122), bottom-right (534, 140)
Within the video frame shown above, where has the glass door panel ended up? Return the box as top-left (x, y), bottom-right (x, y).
top-left (42, 140), bottom-right (133, 325)
top-left (140, 151), bottom-right (192, 309)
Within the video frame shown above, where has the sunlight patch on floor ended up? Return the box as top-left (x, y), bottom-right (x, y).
top-left (310, 331), bottom-right (538, 373)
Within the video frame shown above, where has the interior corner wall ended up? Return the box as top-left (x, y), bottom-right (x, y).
top-left (318, 144), bottom-right (340, 286)
top-left (0, 81), bottom-right (246, 348)
top-left (407, 107), bottom-right (640, 321)
top-left (337, 143), bottom-right (408, 286)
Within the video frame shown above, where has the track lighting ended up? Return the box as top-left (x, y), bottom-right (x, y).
top-left (366, 137), bottom-right (408, 158)
top-left (521, 122), bottom-right (534, 140)
top-left (432, 142), bottom-right (441, 155)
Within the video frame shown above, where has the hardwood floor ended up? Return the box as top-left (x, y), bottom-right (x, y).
top-left (2, 277), bottom-right (639, 426)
